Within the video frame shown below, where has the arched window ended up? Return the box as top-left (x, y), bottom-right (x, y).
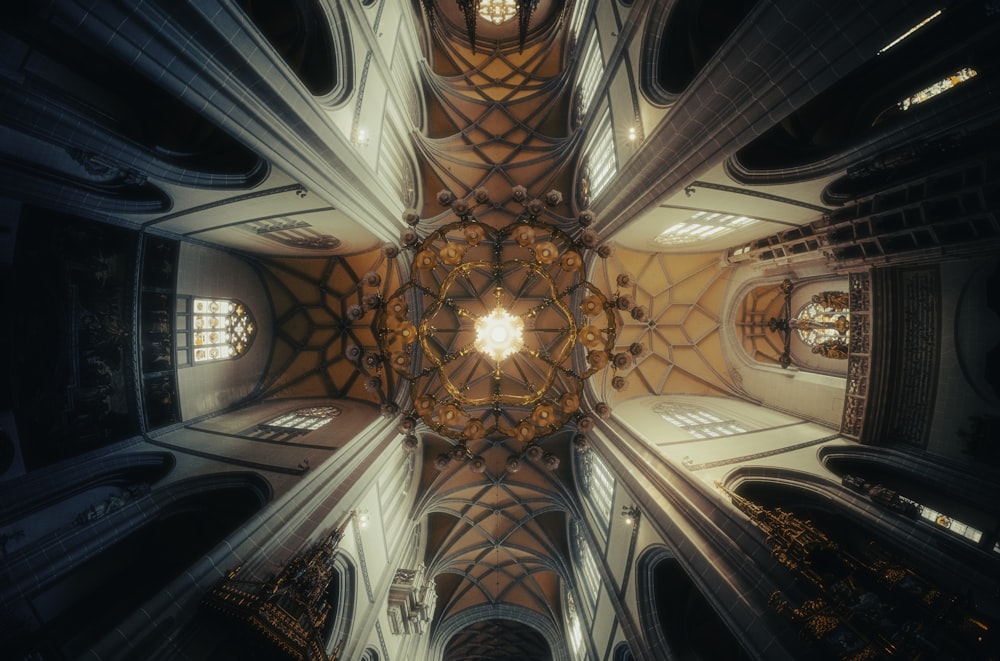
top-left (176, 297), bottom-right (256, 364)
top-left (581, 109), bottom-right (616, 205)
top-left (897, 66), bottom-right (978, 111)
top-left (576, 449), bottom-right (615, 531)
top-left (566, 592), bottom-right (586, 656)
top-left (735, 281), bottom-right (852, 372)
top-left (576, 31), bottom-right (604, 120)
top-left (321, 556), bottom-right (355, 654)
top-left (572, 521), bottom-right (602, 613)
top-left (824, 448), bottom-right (1000, 556)
top-left (653, 401), bottom-right (752, 438)
top-left (729, 3), bottom-right (995, 183)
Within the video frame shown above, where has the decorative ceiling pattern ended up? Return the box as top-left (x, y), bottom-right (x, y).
top-left (443, 619), bottom-right (552, 661)
top-left (411, 11), bottom-right (583, 654)
top-left (256, 248), bottom-right (401, 407)
top-left (593, 246), bottom-right (738, 401)
top-left (417, 433), bottom-right (573, 629)
top-left (417, 16), bottom-right (573, 202)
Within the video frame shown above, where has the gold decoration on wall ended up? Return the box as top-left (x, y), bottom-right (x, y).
top-left (718, 484), bottom-right (997, 659)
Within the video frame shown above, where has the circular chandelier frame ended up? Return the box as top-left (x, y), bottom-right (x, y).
top-left (371, 187), bottom-right (641, 448)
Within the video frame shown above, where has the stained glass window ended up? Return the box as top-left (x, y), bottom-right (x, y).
top-left (918, 503), bottom-right (983, 544)
top-left (176, 296), bottom-right (255, 365)
top-left (792, 298), bottom-right (850, 359)
top-left (898, 67), bottom-right (977, 111)
top-left (878, 10), bottom-right (942, 55)
top-left (191, 298), bottom-right (255, 362)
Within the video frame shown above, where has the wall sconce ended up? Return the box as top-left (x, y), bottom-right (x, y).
top-left (621, 505), bottom-right (640, 526)
top-left (354, 127), bottom-right (370, 147)
top-left (356, 509), bottom-right (370, 529)
top-left (627, 126), bottom-right (639, 142)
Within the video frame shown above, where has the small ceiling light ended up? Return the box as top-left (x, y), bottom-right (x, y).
top-left (627, 126), bottom-right (638, 142)
top-left (357, 509), bottom-right (370, 528)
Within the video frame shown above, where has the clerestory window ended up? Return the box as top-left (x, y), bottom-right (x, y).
top-left (257, 406), bottom-right (341, 437)
top-left (654, 401), bottom-right (752, 438)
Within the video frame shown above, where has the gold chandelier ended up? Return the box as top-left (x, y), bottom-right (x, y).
top-left (419, 0), bottom-right (540, 53)
top-left (372, 186), bottom-right (644, 449)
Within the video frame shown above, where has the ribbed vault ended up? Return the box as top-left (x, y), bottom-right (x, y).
top-left (409, 8), bottom-right (583, 652)
top-left (443, 619), bottom-right (552, 661)
top-left (257, 248), bottom-right (403, 404)
top-left (592, 247), bottom-right (739, 401)
top-left (418, 433), bottom-right (575, 626)
top-left (416, 8), bottom-right (573, 207)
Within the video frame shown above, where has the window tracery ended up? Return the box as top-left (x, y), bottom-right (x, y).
top-left (177, 297), bottom-right (256, 364)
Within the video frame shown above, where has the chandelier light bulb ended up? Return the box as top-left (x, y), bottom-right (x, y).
top-left (475, 308), bottom-right (524, 362)
top-left (478, 0), bottom-right (518, 25)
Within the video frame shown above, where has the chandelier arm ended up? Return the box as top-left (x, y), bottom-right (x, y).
top-left (506, 353), bottom-right (543, 394)
top-left (520, 347), bottom-right (585, 382)
top-left (416, 343), bottom-right (478, 378)
top-left (451, 269), bottom-right (485, 302)
top-left (505, 259), bottom-right (543, 302)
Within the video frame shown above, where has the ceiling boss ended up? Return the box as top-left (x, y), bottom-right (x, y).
top-left (369, 186), bottom-right (643, 465)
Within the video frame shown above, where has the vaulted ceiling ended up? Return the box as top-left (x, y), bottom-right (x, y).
top-left (411, 4), bottom-right (580, 657)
